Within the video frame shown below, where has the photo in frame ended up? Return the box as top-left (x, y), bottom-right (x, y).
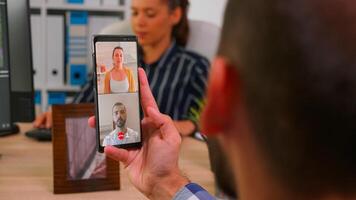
top-left (52, 103), bottom-right (120, 194)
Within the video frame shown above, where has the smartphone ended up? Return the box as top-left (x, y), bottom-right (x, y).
top-left (93, 35), bottom-right (142, 152)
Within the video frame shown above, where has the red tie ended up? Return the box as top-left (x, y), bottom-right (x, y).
top-left (118, 132), bottom-right (124, 140)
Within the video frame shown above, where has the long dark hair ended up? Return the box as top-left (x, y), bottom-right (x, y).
top-left (165, 0), bottom-right (190, 47)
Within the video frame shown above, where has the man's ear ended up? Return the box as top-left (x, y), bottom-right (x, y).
top-left (201, 56), bottom-right (240, 136)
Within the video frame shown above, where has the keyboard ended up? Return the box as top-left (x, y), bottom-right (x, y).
top-left (0, 124), bottom-right (19, 137)
top-left (25, 128), bottom-right (52, 141)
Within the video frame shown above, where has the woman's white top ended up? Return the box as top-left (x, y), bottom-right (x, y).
top-left (110, 74), bottom-right (129, 93)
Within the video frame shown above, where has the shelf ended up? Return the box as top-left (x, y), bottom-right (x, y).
top-left (29, 2), bottom-right (125, 12)
top-left (36, 85), bottom-right (81, 92)
top-left (29, 4), bottom-right (42, 9)
top-left (29, 0), bottom-right (128, 112)
top-left (29, 0), bottom-right (43, 9)
top-left (30, 3), bottom-right (125, 12)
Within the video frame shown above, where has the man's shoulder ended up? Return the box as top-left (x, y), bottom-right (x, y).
top-left (127, 127), bottom-right (137, 133)
top-left (127, 128), bottom-right (139, 136)
top-left (106, 130), bottom-right (117, 138)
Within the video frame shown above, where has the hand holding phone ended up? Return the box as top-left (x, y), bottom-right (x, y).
top-left (88, 69), bottom-right (188, 199)
top-left (93, 35), bottom-right (142, 152)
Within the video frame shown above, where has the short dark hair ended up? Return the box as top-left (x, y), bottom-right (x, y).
top-left (163, 0), bottom-right (190, 47)
top-left (112, 46), bottom-right (123, 58)
top-left (112, 102), bottom-right (125, 113)
top-left (219, 0), bottom-right (356, 194)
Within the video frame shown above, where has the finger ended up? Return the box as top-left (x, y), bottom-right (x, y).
top-left (33, 113), bottom-right (46, 128)
top-left (88, 116), bottom-right (96, 128)
top-left (45, 111), bottom-right (53, 129)
top-left (141, 118), bottom-right (150, 138)
top-left (147, 107), bottom-right (177, 139)
top-left (142, 117), bottom-right (157, 127)
top-left (138, 68), bottom-right (159, 116)
top-left (141, 117), bottom-right (157, 139)
top-left (104, 146), bottom-right (129, 165)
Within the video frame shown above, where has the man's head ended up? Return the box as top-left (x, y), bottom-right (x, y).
top-left (202, 0), bottom-right (356, 198)
top-left (112, 102), bottom-right (127, 128)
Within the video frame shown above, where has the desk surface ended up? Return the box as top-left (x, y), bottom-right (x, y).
top-left (0, 123), bottom-right (214, 199)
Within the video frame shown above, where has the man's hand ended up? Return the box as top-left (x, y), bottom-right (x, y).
top-left (174, 120), bottom-right (196, 136)
top-left (88, 68), bottom-right (189, 199)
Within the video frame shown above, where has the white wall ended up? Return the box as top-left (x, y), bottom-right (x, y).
top-left (125, 0), bottom-right (228, 27)
top-left (188, 0), bottom-right (228, 27)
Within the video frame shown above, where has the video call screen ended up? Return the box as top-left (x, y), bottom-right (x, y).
top-left (95, 40), bottom-right (141, 147)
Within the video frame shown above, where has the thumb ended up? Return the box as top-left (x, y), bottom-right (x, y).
top-left (88, 116), bottom-right (96, 128)
top-left (147, 107), bottom-right (177, 139)
top-left (105, 146), bottom-right (129, 165)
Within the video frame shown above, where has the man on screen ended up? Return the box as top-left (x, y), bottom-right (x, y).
top-left (102, 102), bottom-right (139, 146)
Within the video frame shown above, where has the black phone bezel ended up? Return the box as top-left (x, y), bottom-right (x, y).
top-left (93, 35), bottom-right (143, 153)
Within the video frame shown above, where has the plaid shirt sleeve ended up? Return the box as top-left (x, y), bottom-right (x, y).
top-left (173, 183), bottom-right (215, 200)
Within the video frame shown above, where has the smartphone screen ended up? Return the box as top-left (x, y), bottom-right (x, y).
top-left (93, 35), bottom-right (142, 152)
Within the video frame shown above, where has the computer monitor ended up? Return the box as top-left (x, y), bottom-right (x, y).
top-left (7, 0), bottom-right (34, 122)
top-left (0, 0), bottom-right (34, 136)
top-left (0, 0), bottom-right (14, 134)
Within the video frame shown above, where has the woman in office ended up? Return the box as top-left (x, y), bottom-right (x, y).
top-left (34, 0), bottom-right (209, 136)
top-left (103, 46), bottom-right (136, 93)
top-left (129, 0), bottom-right (209, 136)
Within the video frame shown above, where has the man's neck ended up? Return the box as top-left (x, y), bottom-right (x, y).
top-left (221, 105), bottom-right (356, 200)
top-left (221, 115), bottom-right (297, 200)
top-left (115, 126), bottom-right (127, 133)
top-left (228, 138), bottom-right (293, 200)
top-left (142, 35), bottom-right (171, 64)
top-left (226, 133), bottom-right (356, 200)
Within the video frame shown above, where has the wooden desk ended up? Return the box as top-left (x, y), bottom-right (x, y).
top-left (0, 123), bottom-right (215, 199)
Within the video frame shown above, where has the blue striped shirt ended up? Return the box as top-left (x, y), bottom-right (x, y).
top-left (141, 41), bottom-right (209, 120)
top-left (173, 183), bottom-right (216, 200)
top-left (73, 41), bottom-right (209, 121)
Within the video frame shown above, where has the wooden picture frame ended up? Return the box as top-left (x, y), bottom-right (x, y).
top-left (52, 103), bottom-right (120, 194)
